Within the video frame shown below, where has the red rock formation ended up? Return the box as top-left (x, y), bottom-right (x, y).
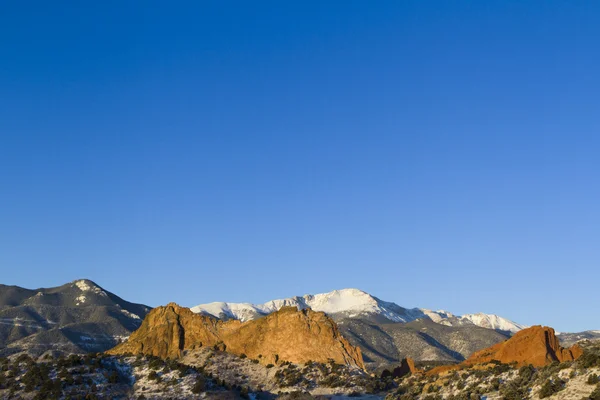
top-left (427, 325), bottom-right (583, 375)
top-left (382, 358), bottom-right (419, 378)
top-left (465, 325), bottom-right (583, 367)
top-left (107, 303), bottom-right (365, 369)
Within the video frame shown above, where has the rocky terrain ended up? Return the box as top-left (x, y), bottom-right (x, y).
top-left (464, 326), bottom-right (584, 368)
top-left (338, 317), bottom-right (509, 368)
top-left (425, 326), bottom-right (585, 376)
top-left (192, 289), bottom-right (522, 368)
top-left (2, 326), bottom-right (598, 400)
top-left (108, 303), bottom-right (365, 369)
top-left (3, 280), bottom-right (600, 399)
top-left (383, 338), bottom-right (600, 400)
top-left (0, 280), bottom-right (151, 358)
top-left (0, 351), bottom-right (246, 399)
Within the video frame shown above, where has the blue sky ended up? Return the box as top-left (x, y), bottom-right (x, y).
top-left (1, 1), bottom-right (599, 332)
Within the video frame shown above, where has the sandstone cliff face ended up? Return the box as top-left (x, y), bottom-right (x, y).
top-left (465, 325), bottom-right (583, 367)
top-left (107, 303), bottom-right (365, 370)
top-left (426, 325), bottom-right (584, 375)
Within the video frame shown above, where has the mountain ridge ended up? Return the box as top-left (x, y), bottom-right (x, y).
top-left (191, 288), bottom-right (526, 334)
top-left (0, 279), bottom-right (151, 357)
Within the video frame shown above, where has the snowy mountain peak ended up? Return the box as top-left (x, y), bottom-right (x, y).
top-left (302, 288), bottom-right (381, 315)
top-left (459, 313), bottom-right (527, 334)
top-left (192, 288), bottom-right (524, 334)
top-left (191, 288), bottom-right (394, 322)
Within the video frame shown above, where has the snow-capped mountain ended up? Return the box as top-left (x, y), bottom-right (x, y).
top-left (191, 288), bottom-right (449, 323)
top-left (191, 288), bottom-right (525, 333)
top-left (458, 313), bottom-right (527, 333)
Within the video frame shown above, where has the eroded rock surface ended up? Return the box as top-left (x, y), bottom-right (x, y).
top-left (465, 325), bottom-right (583, 367)
top-left (108, 303), bottom-right (364, 369)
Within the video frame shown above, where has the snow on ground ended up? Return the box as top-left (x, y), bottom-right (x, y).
top-left (0, 318), bottom-right (46, 329)
top-left (74, 279), bottom-right (108, 297)
top-left (120, 309), bottom-right (141, 319)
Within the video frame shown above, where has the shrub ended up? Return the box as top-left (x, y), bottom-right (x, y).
top-left (539, 378), bottom-right (565, 399)
top-left (500, 381), bottom-right (527, 400)
top-left (107, 370), bottom-right (122, 384)
top-left (578, 351), bottom-right (600, 369)
top-left (177, 363), bottom-right (189, 377)
top-left (148, 358), bottom-right (164, 370)
top-left (589, 374), bottom-right (600, 385)
top-left (518, 364), bottom-right (536, 382)
top-left (589, 385), bottom-right (600, 400)
top-left (191, 376), bottom-right (206, 394)
top-left (148, 370), bottom-right (160, 382)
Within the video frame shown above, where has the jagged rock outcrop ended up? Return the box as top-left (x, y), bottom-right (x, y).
top-left (381, 357), bottom-right (419, 378)
top-left (464, 325), bottom-right (583, 367)
top-left (107, 303), bottom-right (365, 369)
top-left (427, 325), bottom-right (584, 375)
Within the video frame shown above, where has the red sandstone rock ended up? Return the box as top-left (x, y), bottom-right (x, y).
top-left (427, 325), bottom-right (584, 375)
top-left (107, 303), bottom-right (365, 369)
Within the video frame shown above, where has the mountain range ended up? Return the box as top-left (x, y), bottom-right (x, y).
top-left (1, 280), bottom-right (595, 370)
top-left (0, 279), bottom-right (150, 357)
top-left (191, 288), bottom-right (526, 334)
top-left (190, 288), bottom-right (528, 367)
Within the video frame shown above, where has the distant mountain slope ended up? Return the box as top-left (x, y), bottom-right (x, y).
top-left (338, 317), bottom-right (509, 367)
top-left (0, 279), bottom-right (151, 357)
top-left (191, 288), bottom-right (525, 333)
top-left (434, 313), bottom-right (528, 335)
top-left (558, 330), bottom-right (600, 347)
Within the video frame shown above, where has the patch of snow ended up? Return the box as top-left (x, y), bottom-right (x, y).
top-left (120, 309), bottom-right (140, 319)
top-left (76, 294), bottom-right (86, 305)
top-left (75, 280), bottom-right (92, 291)
top-left (0, 320), bottom-right (44, 329)
top-left (0, 318), bottom-right (54, 329)
top-left (74, 279), bottom-right (109, 297)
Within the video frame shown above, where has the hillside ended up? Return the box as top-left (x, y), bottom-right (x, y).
top-left (559, 330), bottom-right (600, 347)
top-left (339, 318), bottom-right (509, 367)
top-left (0, 279), bottom-right (151, 357)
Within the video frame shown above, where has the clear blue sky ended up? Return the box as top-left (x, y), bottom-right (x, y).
top-left (1, 1), bottom-right (598, 333)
